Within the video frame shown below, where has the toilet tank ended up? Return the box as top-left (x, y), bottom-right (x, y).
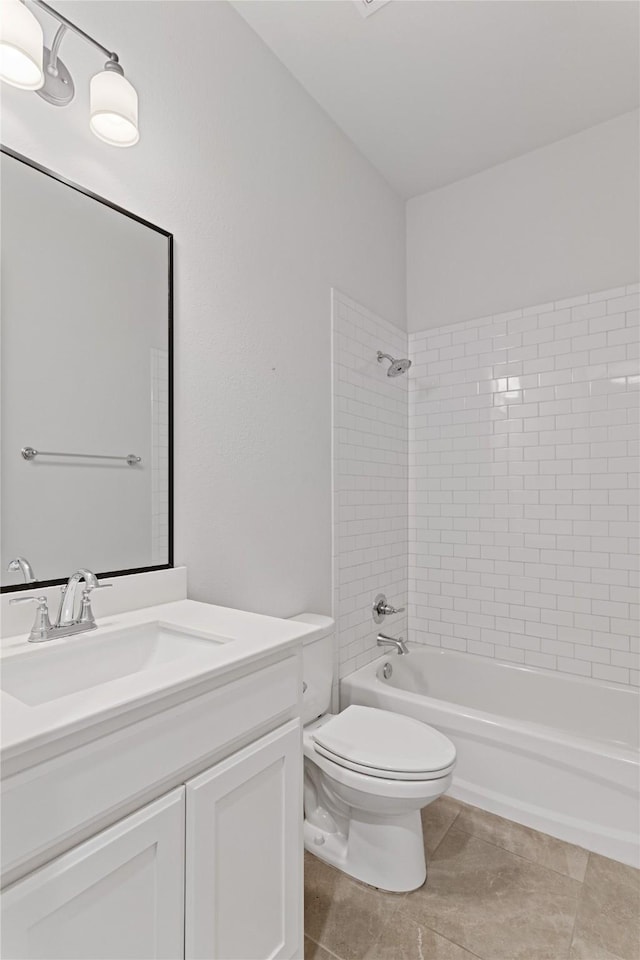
top-left (288, 613), bottom-right (335, 724)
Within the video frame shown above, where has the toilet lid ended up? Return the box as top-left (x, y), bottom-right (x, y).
top-left (312, 705), bottom-right (456, 779)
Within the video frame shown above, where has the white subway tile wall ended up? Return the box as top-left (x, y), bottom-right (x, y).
top-left (409, 284), bottom-right (639, 687)
top-left (332, 290), bottom-right (408, 679)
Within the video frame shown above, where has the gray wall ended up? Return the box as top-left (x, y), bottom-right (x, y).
top-left (407, 111), bottom-right (640, 331)
top-left (1, 0), bottom-right (406, 614)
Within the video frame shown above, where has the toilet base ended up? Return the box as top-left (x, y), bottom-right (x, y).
top-left (304, 809), bottom-right (427, 893)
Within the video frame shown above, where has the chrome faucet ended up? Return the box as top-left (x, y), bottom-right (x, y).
top-left (10, 568), bottom-right (111, 643)
top-left (56, 568), bottom-right (101, 626)
top-left (377, 632), bottom-right (409, 655)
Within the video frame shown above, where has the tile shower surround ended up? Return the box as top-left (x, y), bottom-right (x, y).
top-left (333, 285), bottom-right (639, 687)
top-left (332, 290), bottom-right (408, 680)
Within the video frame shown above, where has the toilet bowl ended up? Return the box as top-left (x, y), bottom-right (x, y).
top-left (303, 706), bottom-right (455, 891)
top-left (290, 613), bottom-right (457, 893)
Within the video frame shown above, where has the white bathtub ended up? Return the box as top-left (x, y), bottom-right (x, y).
top-left (341, 647), bottom-right (640, 867)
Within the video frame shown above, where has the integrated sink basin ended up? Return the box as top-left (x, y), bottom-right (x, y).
top-left (0, 597), bottom-right (319, 773)
top-left (0, 622), bottom-right (230, 707)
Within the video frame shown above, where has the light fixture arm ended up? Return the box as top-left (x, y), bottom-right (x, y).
top-left (47, 21), bottom-right (66, 73)
top-left (29, 0), bottom-right (120, 66)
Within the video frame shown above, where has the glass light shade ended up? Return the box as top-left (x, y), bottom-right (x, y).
top-left (90, 69), bottom-right (139, 147)
top-left (0, 0), bottom-right (44, 90)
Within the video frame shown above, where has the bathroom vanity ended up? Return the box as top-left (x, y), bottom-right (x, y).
top-left (0, 589), bottom-right (316, 959)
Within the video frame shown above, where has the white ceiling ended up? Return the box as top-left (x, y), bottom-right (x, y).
top-left (232, 0), bottom-right (640, 199)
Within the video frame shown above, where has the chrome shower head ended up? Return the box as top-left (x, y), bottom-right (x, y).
top-left (377, 351), bottom-right (412, 377)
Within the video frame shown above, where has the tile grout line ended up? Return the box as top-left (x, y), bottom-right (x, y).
top-left (367, 810), bottom-right (471, 959)
top-left (443, 799), bottom-right (591, 882)
top-left (445, 824), bottom-right (588, 885)
top-left (352, 885), bottom-right (408, 958)
top-left (304, 933), bottom-right (346, 960)
top-left (390, 808), bottom-right (488, 959)
top-left (426, 807), bottom-right (462, 857)
top-left (566, 851), bottom-right (591, 957)
top-left (384, 905), bottom-right (486, 960)
top-left (396, 812), bottom-right (583, 958)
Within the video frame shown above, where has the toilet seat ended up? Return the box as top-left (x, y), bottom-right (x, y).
top-left (310, 705), bottom-right (456, 781)
top-left (303, 725), bottom-right (452, 801)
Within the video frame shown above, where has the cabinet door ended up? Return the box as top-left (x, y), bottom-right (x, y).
top-left (1, 788), bottom-right (185, 960)
top-left (185, 720), bottom-right (302, 960)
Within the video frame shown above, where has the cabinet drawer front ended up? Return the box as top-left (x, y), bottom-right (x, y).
top-left (2, 655), bottom-right (298, 882)
top-left (1, 788), bottom-right (185, 960)
top-left (185, 720), bottom-right (303, 960)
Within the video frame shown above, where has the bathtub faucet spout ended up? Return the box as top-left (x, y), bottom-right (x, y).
top-left (377, 633), bottom-right (409, 655)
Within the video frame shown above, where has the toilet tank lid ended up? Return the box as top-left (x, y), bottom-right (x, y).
top-left (288, 612), bottom-right (334, 644)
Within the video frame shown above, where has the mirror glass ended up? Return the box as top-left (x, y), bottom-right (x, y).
top-left (1, 149), bottom-right (172, 590)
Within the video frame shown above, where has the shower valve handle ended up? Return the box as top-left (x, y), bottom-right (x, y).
top-left (379, 601), bottom-right (406, 615)
top-left (373, 593), bottom-right (405, 623)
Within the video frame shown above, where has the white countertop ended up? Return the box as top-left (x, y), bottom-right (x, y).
top-left (0, 599), bottom-right (322, 769)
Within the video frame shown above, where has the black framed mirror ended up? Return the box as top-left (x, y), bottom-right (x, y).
top-left (1, 147), bottom-right (173, 592)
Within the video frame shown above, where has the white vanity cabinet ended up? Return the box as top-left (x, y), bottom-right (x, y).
top-left (185, 721), bottom-right (302, 960)
top-left (1, 645), bottom-right (304, 960)
top-left (1, 788), bottom-right (186, 960)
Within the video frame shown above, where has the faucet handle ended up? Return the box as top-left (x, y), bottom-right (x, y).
top-left (9, 596), bottom-right (52, 643)
top-left (78, 589), bottom-right (96, 625)
top-left (373, 593), bottom-right (406, 622)
top-left (78, 581), bottom-right (111, 625)
top-left (9, 594), bottom-right (48, 607)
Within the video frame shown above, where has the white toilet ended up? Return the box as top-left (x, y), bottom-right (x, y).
top-left (291, 613), bottom-right (456, 893)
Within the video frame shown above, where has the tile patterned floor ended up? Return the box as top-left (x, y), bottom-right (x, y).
top-left (304, 796), bottom-right (640, 960)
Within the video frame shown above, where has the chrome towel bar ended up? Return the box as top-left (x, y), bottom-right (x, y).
top-left (21, 446), bottom-right (141, 466)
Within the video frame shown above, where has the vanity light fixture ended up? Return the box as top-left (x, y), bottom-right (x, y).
top-left (0, 0), bottom-right (44, 89)
top-left (90, 61), bottom-right (138, 147)
top-left (0, 0), bottom-right (139, 146)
